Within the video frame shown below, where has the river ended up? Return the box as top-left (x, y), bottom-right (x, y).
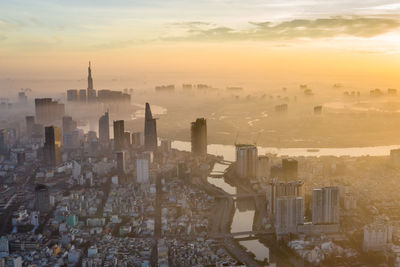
top-left (171, 140), bottom-right (398, 160)
top-left (170, 140), bottom-right (398, 266)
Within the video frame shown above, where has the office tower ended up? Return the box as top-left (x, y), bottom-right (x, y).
top-left (132, 132), bottom-right (144, 148)
top-left (282, 158), bottom-right (298, 181)
top-left (67, 89), bottom-right (79, 102)
top-left (190, 118), bottom-right (207, 156)
top-left (312, 186), bottom-right (340, 225)
top-left (267, 180), bottom-right (304, 215)
top-left (275, 196), bottom-right (304, 235)
top-left (35, 184), bottom-right (51, 213)
top-left (26, 116), bottom-right (35, 138)
top-left (236, 144), bottom-right (257, 179)
top-left (98, 112), bottom-right (110, 144)
top-left (136, 158), bottom-right (149, 183)
top-left (144, 103), bottom-right (157, 151)
top-left (116, 151), bottom-right (127, 175)
top-left (63, 130), bottom-right (81, 150)
top-left (257, 155), bottom-right (270, 179)
top-left (124, 132), bottom-right (131, 147)
top-left (87, 62), bottom-right (97, 102)
top-left (62, 116), bottom-right (77, 135)
top-left (113, 120), bottom-right (125, 151)
top-left (34, 98), bottom-right (65, 124)
top-left (0, 129), bottom-right (8, 154)
top-left (44, 126), bottom-right (61, 166)
top-left (79, 89), bottom-right (87, 103)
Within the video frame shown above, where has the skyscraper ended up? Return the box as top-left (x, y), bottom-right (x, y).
top-left (113, 120), bottom-right (125, 151)
top-left (275, 196), bottom-right (304, 235)
top-left (267, 180), bottom-right (304, 216)
top-left (144, 103), bottom-right (157, 151)
top-left (88, 61), bottom-right (93, 90)
top-left (62, 116), bottom-right (77, 135)
top-left (191, 118), bottom-right (207, 156)
top-left (35, 184), bottom-right (50, 213)
top-left (44, 126), bottom-right (61, 166)
top-left (87, 62), bottom-right (97, 102)
top-left (35, 98), bottom-right (65, 124)
top-left (235, 144), bottom-right (257, 179)
top-left (99, 112), bottom-right (110, 145)
top-left (124, 132), bottom-right (131, 147)
top-left (312, 186), bottom-right (340, 225)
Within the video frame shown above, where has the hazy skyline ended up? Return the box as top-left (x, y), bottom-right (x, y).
top-left (1, 0), bottom-right (400, 86)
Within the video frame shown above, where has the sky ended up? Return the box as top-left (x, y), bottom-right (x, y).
top-left (0, 0), bottom-right (400, 88)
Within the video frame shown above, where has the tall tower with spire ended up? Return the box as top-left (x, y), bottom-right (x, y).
top-left (88, 61), bottom-right (93, 90)
top-left (87, 61), bottom-right (96, 102)
top-left (144, 103), bottom-right (158, 151)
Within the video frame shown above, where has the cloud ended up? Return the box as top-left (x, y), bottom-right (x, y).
top-left (165, 16), bottom-right (400, 42)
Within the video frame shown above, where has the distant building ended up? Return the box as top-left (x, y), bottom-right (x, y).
top-left (275, 196), bottom-right (304, 235)
top-left (87, 61), bottom-right (97, 102)
top-left (26, 116), bottom-right (35, 138)
top-left (312, 187), bottom-right (340, 225)
top-left (275, 104), bottom-right (288, 112)
top-left (155, 85), bottom-right (175, 92)
top-left (116, 151), bottom-right (127, 175)
top-left (113, 120), bottom-right (125, 151)
top-left (267, 180), bottom-right (304, 215)
top-left (136, 158), bottom-right (149, 183)
top-left (62, 116), bottom-right (77, 135)
top-left (177, 162), bottom-right (188, 179)
top-left (124, 132), bottom-right (131, 147)
top-left (79, 89), bottom-right (87, 103)
top-left (132, 132), bottom-right (144, 148)
top-left (191, 118), bottom-right (207, 157)
top-left (34, 98), bottom-right (65, 124)
top-left (314, 105), bottom-right (322, 114)
top-left (0, 236), bottom-right (9, 258)
top-left (257, 155), bottom-right (270, 179)
top-left (98, 112), bottom-right (110, 145)
top-left (97, 90), bottom-right (131, 103)
top-left (160, 139), bottom-right (172, 153)
top-left (35, 184), bottom-right (51, 213)
top-left (144, 103), bottom-right (157, 151)
top-left (44, 126), bottom-right (61, 166)
top-left (18, 91), bottom-right (27, 104)
top-left (282, 158), bottom-right (298, 181)
top-left (63, 129), bottom-right (81, 150)
top-left (67, 89), bottom-right (79, 102)
top-left (236, 144), bottom-right (257, 179)
top-left (0, 129), bottom-right (9, 154)
top-left (363, 218), bottom-right (392, 252)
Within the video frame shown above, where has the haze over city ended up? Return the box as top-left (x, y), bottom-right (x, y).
top-left (1, 1), bottom-right (400, 267)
